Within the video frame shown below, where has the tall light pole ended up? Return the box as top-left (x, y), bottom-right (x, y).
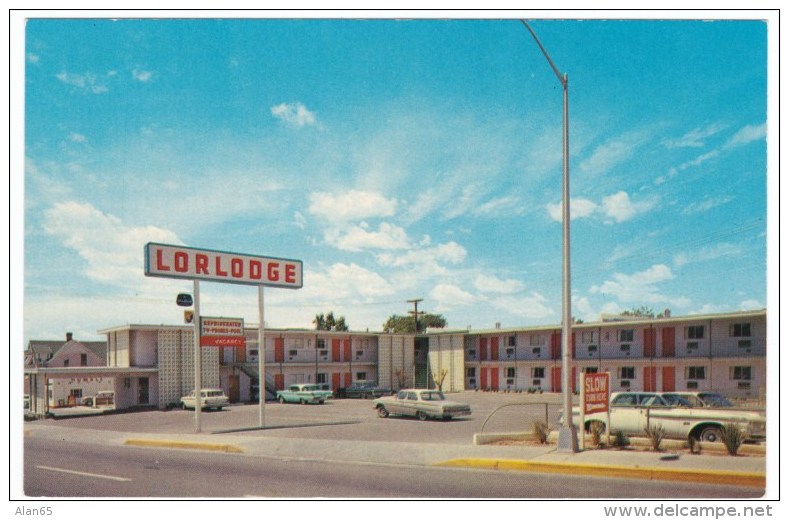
top-left (522, 20), bottom-right (578, 452)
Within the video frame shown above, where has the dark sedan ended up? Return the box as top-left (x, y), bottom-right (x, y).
top-left (343, 380), bottom-right (392, 399)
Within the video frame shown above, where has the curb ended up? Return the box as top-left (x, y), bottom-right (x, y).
top-left (124, 439), bottom-right (245, 453)
top-left (433, 458), bottom-right (765, 488)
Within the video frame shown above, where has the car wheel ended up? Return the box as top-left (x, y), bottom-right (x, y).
top-left (377, 406), bottom-right (389, 418)
top-left (278, 396), bottom-right (285, 404)
top-left (417, 411), bottom-right (428, 421)
top-left (319, 400), bottom-right (325, 405)
top-left (698, 426), bottom-right (723, 443)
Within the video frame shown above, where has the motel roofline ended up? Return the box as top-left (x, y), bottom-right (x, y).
top-left (95, 308), bottom-right (766, 339)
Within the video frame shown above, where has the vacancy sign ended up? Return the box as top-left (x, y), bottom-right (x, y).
top-left (144, 243), bottom-right (302, 289)
top-left (200, 317), bottom-right (245, 348)
top-left (582, 372), bottom-right (610, 414)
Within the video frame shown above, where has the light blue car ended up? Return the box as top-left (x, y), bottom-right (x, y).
top-left (276, 384), bottom-right (332, 404)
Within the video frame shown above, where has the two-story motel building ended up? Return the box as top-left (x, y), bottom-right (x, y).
top-left (24, 309), bottom-right (766, 415)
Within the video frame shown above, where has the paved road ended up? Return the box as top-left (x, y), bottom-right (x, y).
top-left (23, 434), bottom-right (761, 499)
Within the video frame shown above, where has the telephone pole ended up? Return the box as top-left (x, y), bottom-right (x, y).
top-left (407, 298), bottom-right (425, 333)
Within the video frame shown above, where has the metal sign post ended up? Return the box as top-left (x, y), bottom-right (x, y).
top-left (258, 285), bottom-right (265, 428)
top-left (193, 279), bottom-right (202, 433)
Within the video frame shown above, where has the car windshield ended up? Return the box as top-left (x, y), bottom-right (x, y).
top-left (662, 394), bottom-right (693, 406)
top-left (420, 391), bottom-right (446, 401)
top-left (204, 390), bottom-right (224, 397)
top-left (302, 385), bottom-right (319, 391)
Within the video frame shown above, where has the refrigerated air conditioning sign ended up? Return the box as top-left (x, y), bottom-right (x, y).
top-left (582, 372), bottom-right (610, 414)
top-left (144, 243), bottom-right (302, 289)
top-left (200, 317), bottom-right (245, 348)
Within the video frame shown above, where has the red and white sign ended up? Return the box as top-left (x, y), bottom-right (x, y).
top-left (582, 372), bottom-right (610, 414)
top-left (144, 243), bottom-right (302, 289)
top-left (199, 317), bottom-right (245, 348)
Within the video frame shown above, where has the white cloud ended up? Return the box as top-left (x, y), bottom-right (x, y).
top-left (132, 69), bottom-right (153, 82)
top-left (724, 123), bottom-right (766, 150)
top-left (489, 292), bottom-right (554, 321)
top-left (306, 262), bottom-right (395, 300)
top-left (377, 241), bottom-right (467, 269)
top-left (293, 211), bottom-right (307, 230)
top-left (430, 283), bottom-right (476, 310)
top-left (662, 123), bottom-right (727, 148)
top-left (56, 72), bottom-right (108, 94)
top-left (673, 243), bottom-right (741, 268)
top-left (546, 198), bottom-right (597, 222)
top-left (601, 191), bottom-right (656, 223)
top-left (681, 195), bottom-right (733, 215)
top-left (579, 130), bottom-right (649, 175)
top-left (739, 299), bottom-right (764, 310)
top-left (308, 190), bottom-right (397, 222)
top-left (473, 273), bottom-right (524, 294)
top-left (271, 102), bottom-right (317, 127)
top-left (329, 222), bottom-right (411, 252)
top-left (42, 201), bottom-right (182, 287)
top-left (590, 264), bottom-right (675, 304)
top-left (69, 133), bottom-right (87, 143)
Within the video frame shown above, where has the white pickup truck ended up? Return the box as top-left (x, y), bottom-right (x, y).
top-left (564, 391), bottom-right (765, 442)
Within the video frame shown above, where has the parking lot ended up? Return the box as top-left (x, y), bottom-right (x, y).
top-left (43, 391), bottom-right (566, 445)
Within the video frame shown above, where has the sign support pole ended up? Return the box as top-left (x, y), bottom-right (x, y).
top-left (258, 285), bottom-right (266, 428)
top-left (193, 279), bottom-right (202, 433)
top-left (580, 372), bottom-right (586, 451)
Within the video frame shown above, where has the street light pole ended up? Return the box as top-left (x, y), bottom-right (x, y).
top-left (522, 20), bottom-right (578, 453)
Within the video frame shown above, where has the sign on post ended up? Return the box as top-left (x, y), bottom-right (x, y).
top-left (580, 372), bottom-right (610, 450)
top-left (145, 243), bottom-right (303, 288)
top-left (199, 317), bottom-right (245, 348)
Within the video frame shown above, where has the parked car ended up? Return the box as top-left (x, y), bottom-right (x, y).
top-left (180, 388), bottom-right (229, 410)
top-left (373, 389), bottom-right (472, 421)
top-left (661, 391), bottom-right (734, 408)
top-left (343, 380), bottom-right (392, 399)
top-left (562, 391), bottom-right (765, 442)
top-left (82, 390), bottom-right (115, 408)
top-left (276, 384), bottom-right (332, 404)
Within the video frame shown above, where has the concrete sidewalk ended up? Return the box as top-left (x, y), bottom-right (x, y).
top-left (24, 422), bottom-right (766, 489)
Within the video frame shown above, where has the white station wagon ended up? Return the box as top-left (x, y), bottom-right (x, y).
top-left (180, 388), bottom-right (230, 410)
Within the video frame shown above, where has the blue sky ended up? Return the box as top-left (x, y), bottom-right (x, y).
top-left (18, 14), bottom-right (774, 345)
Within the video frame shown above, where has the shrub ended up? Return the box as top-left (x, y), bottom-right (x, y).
top-left (532, 420), bottom-right (551, 444)
top-left (722, 422), bottom-right (745, 456)
top-left (613, 430), bottom-right (630, 449)
top-left (644, 424), bottom-right (666, 451)
top-left (589, 421), bottom-right (605, 448)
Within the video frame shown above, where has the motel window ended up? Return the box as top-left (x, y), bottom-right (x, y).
top-left (730, 323), bottom-right (751, 337)
top-left (356, 372), bottom-right (367, 381)
top-left (620, 344), bottom-right (631, 353)
top-left (505, 347), bottom-right (515, 358)
top-left (686, 325), bottom-right (705, 339)
top-left (530, 335), bottom-right (545, 346)
top-left (508, 336), bottom-right (516, 347)
top-left (531, 367), bottom-right (545, 379)
top-left (619, 367), bottom-right (635, 380)
top-left (289, 350), bottom-right (298, 357)
top-left (532, 347), bottom-right (542, 356)
top-left (686, 366), bottom-right (706, 380)
top-left (582, 331), bottom-right (596, 344)
top-left (587, 345), bottom-right (598, 354)
top-left (467, 349), bottom-right (476, 359)
top-left (70, 388), bottom-right (82, 398)
top-left (316, 339), bottom-right (326, 349)
top-left (80, 353), bottom-right (88, 366)
top-left (619, 330), bottom-right (634, 342)
top-left (506, 367), bottom-right (516, 378)
top-left (466, 367), bottom-right (476, 378)
top-left (63, 359), bottom-right (69, 367)
top-left (316, 373), bottom-right (327, 384)
top-left (731, 366), bottom-right (752, 380)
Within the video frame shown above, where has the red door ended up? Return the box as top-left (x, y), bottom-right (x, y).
top-left (479, 337), bottom-right (488, 361)
top-left (662, 328), bottom-right (675, 357)
top-left (480, 367), bottom-right (488, 389)
top-left (644, 329), bottom-right (656, 358)
top-left (644, 366), bottom-right (657, 391)
top-left (662, 366), bottom-right (676, 391)
top-left (344, 372), bottom-right (351, 386)
top-left (332, 372), bottom-right (341, 390)
top-left (332, 339), bottom-right (342, 362)
top-left (490, 337), bottom-right (499, 361)
top-left (274, 338), bottom-right (285, 363)
top-left (274, 373), bottom-right (284, 391)
top-left (490, 368), bottom-right (499, 390)
top-left (551, 333), bottom-right (561, 360)
top-left (343, 339), bottom-right (351, 362)
top-left (551, 366), bottom-right (562, 391)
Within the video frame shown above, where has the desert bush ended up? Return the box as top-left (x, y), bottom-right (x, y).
top-left (589, 421), bottom-right (605, 448)
top-left (644, 424), bottom-right (666, 451)
top-left (722, 422), bottom-right (745, 456)
top-left (613, 430), bottom-right (630, 449)
top-left (532, 420), bottom-right (551, 444)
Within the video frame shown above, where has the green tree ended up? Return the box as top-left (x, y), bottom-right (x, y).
top-left (313, 311), bottom-right (349, 331)
top-left (382, 313), bottom-right (447, 333)
top-left (621, 306), bottom-right (655, 319)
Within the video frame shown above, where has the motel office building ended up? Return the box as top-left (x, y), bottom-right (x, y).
top-left (25, 309), bottom-right (766, 414)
